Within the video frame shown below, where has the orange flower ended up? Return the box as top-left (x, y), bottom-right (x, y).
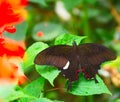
top-left (0, 37), bottom-right (25, 57)
top-left (0, 55), bottom-right (26, 85)
top-left (0, 0), bottom-right (28, 34)
top-left (0, 37), bottom-right (26, 85)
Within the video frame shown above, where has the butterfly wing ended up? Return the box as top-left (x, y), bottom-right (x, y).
top-left (34, 45), bottom-right (79, 82)
top-left (78, 43), bottom-right (116, 81)
top-left (34, 45), bottom-right (71, 68)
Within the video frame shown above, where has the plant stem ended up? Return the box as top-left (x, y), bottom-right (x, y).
top-left (40, 92), bottom-right (44, 98)
top-left (81, 96), bottom-right (86, 102)
top-left (43, 87), bottom-right (65, 93)
top-left (87, 95), bottom-right (94, 102)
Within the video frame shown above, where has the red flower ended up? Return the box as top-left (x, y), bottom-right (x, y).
top-left (0, 0), bottom-right (28, 34)
top-left (0, 37), bottom-right (26, 85)
top-left (0, 0), bottom-right (27, 85)
top-left (0, 37), bottom-right (25, 57)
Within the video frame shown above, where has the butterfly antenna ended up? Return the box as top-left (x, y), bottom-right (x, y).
top-left (72, 41), bottom-right (77, 46)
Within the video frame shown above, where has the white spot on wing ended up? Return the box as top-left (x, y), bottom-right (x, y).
top-left (63, 61), bottom-right (70, 70)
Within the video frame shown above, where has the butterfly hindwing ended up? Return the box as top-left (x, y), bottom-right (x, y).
top-left (78, 43), bottom-right (116, 81)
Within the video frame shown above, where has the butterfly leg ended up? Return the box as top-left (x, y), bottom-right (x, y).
top-left (94, 76), bottom-right (98, 83)
top-left (67, 81), bottom-right (72, 91)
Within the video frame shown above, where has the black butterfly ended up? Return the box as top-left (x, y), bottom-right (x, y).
top-left (34, 42), bottom-right (116, 84)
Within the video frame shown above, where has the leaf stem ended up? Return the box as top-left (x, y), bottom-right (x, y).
top-left (40, 92), bottom-right (44, 98)
top-left (42, 87), bottom-right (65, 93)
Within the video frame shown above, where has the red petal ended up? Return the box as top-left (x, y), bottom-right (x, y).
top-left (0, 38), bottom-right (25, 58)
top-left (5, 25), bottom-right (16, 33)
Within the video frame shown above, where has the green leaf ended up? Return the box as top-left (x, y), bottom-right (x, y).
top-left (33, 98), bottom-right (53, 102)
top-left (115, 99), bottom-right (120, 102)
top-left (33, 98), bottom-right (64, 102)
top-left (20, 77), bottom-right (45, 102)
top-left (63, 0), bottom-right (83, 10)
top-left (4, 21), bottom-right (28, 40)
top-left (23, 77), bottom-right (45, 97)
top-left (36, 65), bottom-right (60, 86)
top-left (23, 42), bottom-right (48, 72)
top-left (0, 85), bottom-right (28, 102)
top-left (63, 0), bottom-right (96, 10)
top-left (28, 0), bottom-right (47, 6)
top-left (32, 22), bottom-right (67, 41)
top-left (102, 56), bottom-right (120, 69)
top-left (68, 74), bottom-right (111, 96)
top-left (53, 101), bottom-right (64, 102)
top-left (54, 33), bottom-right (87, 45)
top-left (86, 0), bottom-right (97, 5)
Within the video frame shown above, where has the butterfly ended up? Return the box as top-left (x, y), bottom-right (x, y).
top-left (34, 41), bottom-right (116, 86)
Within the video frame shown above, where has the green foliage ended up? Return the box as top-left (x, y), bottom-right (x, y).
top-left (68, 75), bottom-right (111, 96)
top-left (102, 56), bottom-right (120, 70)
top-left (33, 98), bottom-right (53, 102)
top-left (63, 0), bottom-right (83, 10)
top-left (115, 99), bottom-right (120, 102)
top-left (63, 0), bottom-right (96, 10)
top-left (29, 0), bottom-right (47, 6)
top-left (32, 22), bottom-right (67, 41)
top-left (23, 77), bottom-right (45, 97)
top-left (0, 85), bottom-right (29, 102)
top-left (20, 77), bottom-right (45, 102)
top-left (54, 33), bottom-right (87, 45)
top-left (23, 42), bottom-right (48, 72)
top-left (33, 98), bottom-right (64, 102)
top-left (36, 65), bottom-right (60, 86)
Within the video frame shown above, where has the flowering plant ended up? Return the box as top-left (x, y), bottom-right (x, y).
top-left (0, 0), bottom-right (27, 101)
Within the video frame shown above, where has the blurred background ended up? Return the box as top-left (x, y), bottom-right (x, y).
top-left (2, 0), bottom-right (120, 102)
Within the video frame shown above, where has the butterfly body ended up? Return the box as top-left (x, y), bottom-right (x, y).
top-left (34, 42), bottom-right (116, 83)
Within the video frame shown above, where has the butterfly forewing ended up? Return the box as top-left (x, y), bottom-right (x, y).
top-left (34, 45), bottom-right (72, 68)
